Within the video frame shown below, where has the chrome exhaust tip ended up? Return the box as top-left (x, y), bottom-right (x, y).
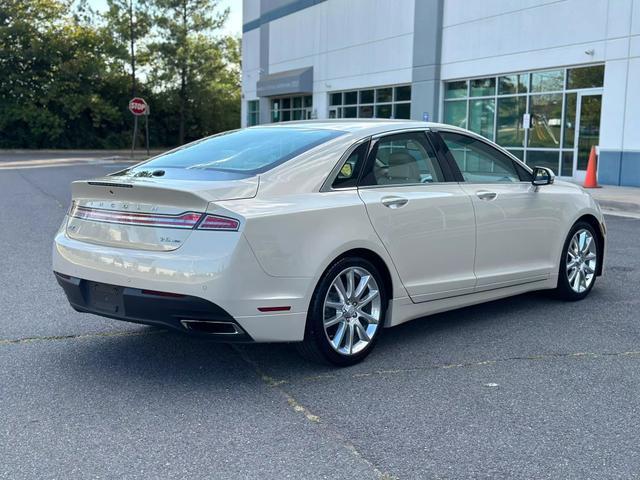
top-left (179, 319), bottom-right (242, 335)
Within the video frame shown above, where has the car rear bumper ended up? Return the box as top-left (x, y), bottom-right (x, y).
top-left (54, 272), bottom-right (253, 341)
top-left (52, 225), bottom-right (310, 342)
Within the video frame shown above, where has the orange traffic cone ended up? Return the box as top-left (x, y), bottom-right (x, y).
top-left (583, 146), bottom-right (600, 188)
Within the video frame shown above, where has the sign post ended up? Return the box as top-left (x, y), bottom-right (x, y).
top-left (128, 97), bottom-right (149, 158)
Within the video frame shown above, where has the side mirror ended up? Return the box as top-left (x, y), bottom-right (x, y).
top-left (532, 166), bottom-right (555, 186)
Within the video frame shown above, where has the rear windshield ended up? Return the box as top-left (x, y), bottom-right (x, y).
top-left (119, 127), bottom-right (345, 177)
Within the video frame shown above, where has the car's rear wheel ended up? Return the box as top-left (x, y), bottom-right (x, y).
top-left (297, 257), bottom-right (388, 366)
top-left (555, 221), bottom-right (598, 300)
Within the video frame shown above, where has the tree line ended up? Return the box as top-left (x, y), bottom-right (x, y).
top-left (0, 0), bottom-right (240, 149)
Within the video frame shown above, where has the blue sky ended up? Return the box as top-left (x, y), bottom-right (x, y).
top-left (86, 0), bottom-right (242, 37)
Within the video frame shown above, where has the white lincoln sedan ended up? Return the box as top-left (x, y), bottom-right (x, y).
top-left (53, 120), bottom-right (605, 365)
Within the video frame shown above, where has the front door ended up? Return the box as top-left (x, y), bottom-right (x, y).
top-left (357, 131), bottom-right (477, 302)
top-left (572, 92), bottom-right (602, 181)
top-left (436, 130), bottom-right (559, 290)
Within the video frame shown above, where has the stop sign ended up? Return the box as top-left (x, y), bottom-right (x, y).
top-left (128, 97), bottom-right (148, 116)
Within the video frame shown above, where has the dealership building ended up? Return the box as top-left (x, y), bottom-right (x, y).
top-left (241, 0), bottom-right (640, 186)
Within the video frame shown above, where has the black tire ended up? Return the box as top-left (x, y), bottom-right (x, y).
top-left (554, 221), bottom-right (599, 301)
top-left (296, 257), bottom-right (388, 366)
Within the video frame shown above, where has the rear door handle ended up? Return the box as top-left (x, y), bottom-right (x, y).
top-left (381, 196), bottom-right (409, 209)
top-left (476, 191), bottom-right (497, 201)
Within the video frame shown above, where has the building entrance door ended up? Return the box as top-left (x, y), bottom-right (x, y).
top-left (572, 92), bottom-right (602, 181)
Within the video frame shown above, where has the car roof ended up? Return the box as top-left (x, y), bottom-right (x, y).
top-left (247, 119), bottom-right (465, 137)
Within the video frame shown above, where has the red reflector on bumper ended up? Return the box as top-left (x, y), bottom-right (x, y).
top-left (257, 306), bottom-right (292, 313)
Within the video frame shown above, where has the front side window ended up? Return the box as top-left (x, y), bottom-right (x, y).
top-left (439, 131), bottom-right (522, 183)
top-left (121, 127), bottom-right (344, 177)
top-left (361, 133), bottom-right (443, 186)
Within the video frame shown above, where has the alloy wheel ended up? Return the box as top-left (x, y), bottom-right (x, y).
top-left (566, 228), bottom-right (597, 293)
top-left (322, 266), bottom-right (381, 356)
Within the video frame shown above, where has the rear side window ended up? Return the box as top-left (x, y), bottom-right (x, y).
top-left (121, 127), bottom-right (345, 176)
top-left (439, 131), bottom-right (524, 183)
top-left (360, 132), bottom-right (444, 186)
top-left (332, 141), bottom-right (369, 189)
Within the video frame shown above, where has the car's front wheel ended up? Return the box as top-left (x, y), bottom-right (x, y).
top-left (555, 221), bottom-right (599, 300)
top-left (297, 257), bottom-right (388, 366)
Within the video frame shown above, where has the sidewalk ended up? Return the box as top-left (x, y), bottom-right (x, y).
top-left (584, 184), bottom-right (640, 218)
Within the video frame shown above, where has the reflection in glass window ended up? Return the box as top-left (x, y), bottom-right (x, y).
top-left (528, 94), bottom-right (562, 148)
top-left (498, 74), bottom-right (528, 94)
top-left (445, 80), bottom-right (467, 99)
top-left (561, 151), bottom-right (574, 176)
top-left (527, 150), bottom-right (560, 174)
top-left (376, 88), bottom-right (393, 103)
top-left (328, 85), bottom-right (410, 120)
top-left (470, 78), bottom-right (495, 97)
top-left (469, 99), bottom-right (495, 139)
top-left (531, 70), bottom-right (564, 92)
top-left (443, 100), bottom-right (467, 129)
top-left (567, 65), bottom-right (604, 89)
top-left (496, 96), bottom-right (526, 147)
top-left (247, 100), bottom-right (260, 126)
top-left (376, 104), bottom-right (392, 118)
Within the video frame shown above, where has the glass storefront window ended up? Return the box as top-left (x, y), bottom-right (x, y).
top-left (528, 94), bottom-right (562, 148)
top-left (496, 96), bottom-right (526, 147)
top-left (360, 89), bottom-right (374, 104)
top-left (376, 104), bottom-right (392, 118)
top-left (507, 149), bottom-right (524, 160)
top-left (445, 80), bottom-right (467, 99)
top-left (328, 85), bottom-right (410, 120)
top-left (376, 88), bottom-right (393, 103)
top-left (344, 91), bottom-right (358, 105)
top-left (531, 70), bottom-right (564, 92)
top-left (247, 100), bottom-right (259, 126)
top-left (469, 99), bottom-right (494, 139)
top-left (443, 64), bottom-right (603, 177)
top-left (443, 100), bottom-right (467, 129)
top-left (395, 85), bottom-right (411, 101)
top-left (270, 95), bottom-right (312, 123)
top-left (498, 74), bottom-right (528, 94)
top-left (394, 103), bottom-right (411, 119)
top-left (527, 150), bottom-right (560, 174)
top-left (470, 78), bottom-right (495, 97)
top-left (567, 65), bottom-right (604, 89)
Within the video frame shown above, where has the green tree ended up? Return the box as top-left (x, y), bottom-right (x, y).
top-left (0, 0), bottom-right (132, 148)
top-left (146, 0), bottom-right (229, 144)
top-left (103, 0), bottom-right (152, 97)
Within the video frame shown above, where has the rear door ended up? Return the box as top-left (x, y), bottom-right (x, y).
top-left (357, 130), bottom-right (476, 303)
top-left (434, 129), bottom-right (558, 290)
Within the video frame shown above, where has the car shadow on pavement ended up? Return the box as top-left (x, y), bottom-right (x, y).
top-left (57, 289), bottom-right (591, 388)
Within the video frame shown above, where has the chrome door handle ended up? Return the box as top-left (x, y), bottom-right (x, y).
top-left (381, 196), bottom-right (409, 209)
top-left (476, 191), bottom-right (497, 201)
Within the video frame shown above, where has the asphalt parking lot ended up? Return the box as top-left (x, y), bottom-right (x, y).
top-left (1, 158), bottom-right (640, 479)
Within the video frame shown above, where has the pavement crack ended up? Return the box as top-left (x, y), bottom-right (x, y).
top-left (293, 349), bottom-right (640, 384)
top-left (16, 169), bottom-right (65, 209)
top-left (0, 329), bottom-right (163, 345)
top-left (230, 345), bottom-right (397, 480)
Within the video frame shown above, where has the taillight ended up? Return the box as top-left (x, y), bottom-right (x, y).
top-left (197, 214), bottom-right (240, 231)
top-left (70, 205), bottom-right (202, 229)
top-left (69, 205), bottom-right (240, 231)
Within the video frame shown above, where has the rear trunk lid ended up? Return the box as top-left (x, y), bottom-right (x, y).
top-left (66, 176), bottom-right (257, 251)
